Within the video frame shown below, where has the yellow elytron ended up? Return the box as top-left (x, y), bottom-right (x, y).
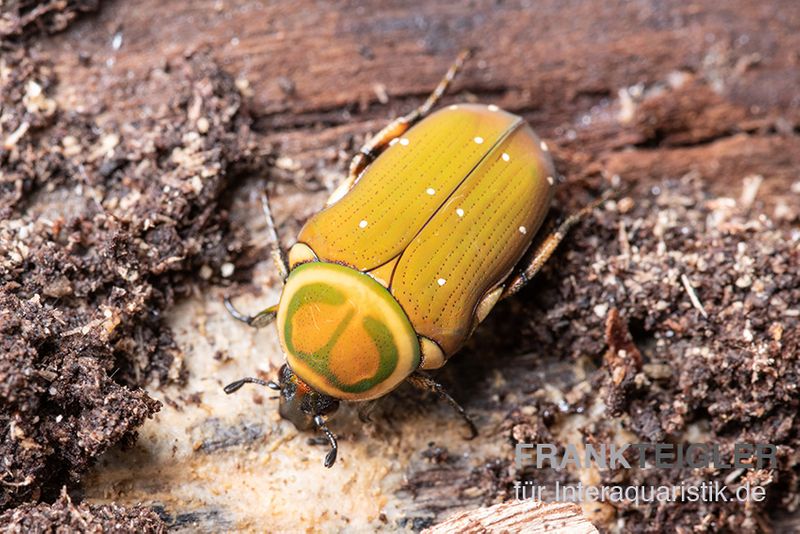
top-left (224, 53), bottom-right (608, 467)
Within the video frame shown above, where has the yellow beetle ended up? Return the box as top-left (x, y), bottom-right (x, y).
top-left (224, 52), bottom-right (609, 467)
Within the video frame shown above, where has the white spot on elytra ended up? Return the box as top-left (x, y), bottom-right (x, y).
top-left (426, 188), bottom-right (436, 195)
top-left (473, 136), bottom-right (484, 144)
top-left (359, 220), bottom-right (368, 228)
top-left (456, 208), bottom-right (465, 217)
top-left (448, 104), bottom-right (459, 110)
top-left (540, 140), bottom-right (549, 151)
top-left (389, 138), bottom-right (399, 146)
top-left (519, 226), bottom-right (527, 234)
top-left (437, 278), bottom-right (446, 286)
top-left (488, 104), bottom-right (499, 112)
top-left (501, 152), bottom-right (510, 162)
top-left (399, 138), bottom-right (409, 146)
top-left (547, 176), bottom-right (554, 185)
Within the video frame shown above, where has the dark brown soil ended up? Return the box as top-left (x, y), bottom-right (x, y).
top-left (0, 1), bottom-right (100, 45)
top-left (0, 489), bottom-right (165, 533)
top-left (1, 3), bottom-right (264, 521)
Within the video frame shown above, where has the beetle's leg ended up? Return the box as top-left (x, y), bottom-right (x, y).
top-left (260, 192), bottom-right (290, 282)
top-left (329, 50), bottom-right (471, 206)
top-left (501, 189), bottom-right (614, 298)
top-left (313, 415), bottom-right (339, 468)
top-left (222, 193), bottom-right (286, 327)
top-left (349, 50), bottom-right (471, 177)
top-left (224, 298), bottom-right (278, 328)
top-left (407, 372), bottom-right (478, 439)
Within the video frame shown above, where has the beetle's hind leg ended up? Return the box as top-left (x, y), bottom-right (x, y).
top-left (328, 50), bottom-right (471, 206)
top-left (407, 372), bottom-right (478, 439)
top-left (501, 189), bottom-right (614, 298)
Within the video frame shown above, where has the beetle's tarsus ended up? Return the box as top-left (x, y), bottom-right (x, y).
top-left (502, 188), bottom-right (616, 298)
top-left (407, 372), bottom-right (478, 440)
top-left (314, 415), bottom-right (339, 468)
top-left (260, 191), bottom-right (290, 282)
top-left (334, 50), bottom-right (473, 207)
top-left (224, 377), bottom-right (279, 394)
top-left (224, 296), bottom-right (252, 324)
top-left (415, 48), bottom-right (471, 118)
top-left (223, 297), bottom-right (278, 328)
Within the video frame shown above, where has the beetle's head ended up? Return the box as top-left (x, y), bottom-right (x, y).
top-left (275, 363), bottom-right (339, 430)
top-left (224, 364), bottom-right (340, 467)
top-left (225, 260), bottom-right (420, 468)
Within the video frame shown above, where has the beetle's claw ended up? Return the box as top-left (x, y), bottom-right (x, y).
top-left (464, 419), bottom-right (479, 440)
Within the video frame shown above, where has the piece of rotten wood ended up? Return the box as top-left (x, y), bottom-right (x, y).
top-left (423, 500), bottom-right (598, 534)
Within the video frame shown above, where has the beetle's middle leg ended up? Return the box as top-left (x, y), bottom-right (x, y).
top-left (406, 372), bottom-right (478, 439)
top-left (259, 192), bottom-right (290, 282)
top-left (328, 50), bottom-right (471, 206)
top-left (501, 189), bottom-right (614, 298)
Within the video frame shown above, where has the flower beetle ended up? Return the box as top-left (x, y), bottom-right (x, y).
top-left (224, 52), bottom-right (609, 467)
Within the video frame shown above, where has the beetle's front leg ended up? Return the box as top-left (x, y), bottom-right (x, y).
top-left (501, 189), bottom-right (614, 298)
top-left (224, 298), bottom-right (278, 328)
top-left (328, 50), bottom-right (471, 206)
top-left (406, 372), bottom-right (478, 439)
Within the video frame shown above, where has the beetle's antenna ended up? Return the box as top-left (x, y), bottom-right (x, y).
top-left (260, 191), bottom-right (290, 283)
top-left (224, 377), bottom-right (281, 394)
top-left (313, 415), bottom-right (338, 468)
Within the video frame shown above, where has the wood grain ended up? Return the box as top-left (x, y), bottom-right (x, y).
top-left (423, 500), bottom-right (598, 534)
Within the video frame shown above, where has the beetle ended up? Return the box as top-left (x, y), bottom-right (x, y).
top-left (223, 52), bottom-right (610, 467)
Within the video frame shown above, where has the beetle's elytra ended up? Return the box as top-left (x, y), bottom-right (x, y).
top-left (284, 103), bottom-right (554, 399)
top-left (224, 52), bottom-right (608, 467)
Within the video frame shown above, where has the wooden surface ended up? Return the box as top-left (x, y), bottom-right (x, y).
top-left (6, 0), bottom-right (799, 532)
top-left (423, 500), bottom-right (598, 534)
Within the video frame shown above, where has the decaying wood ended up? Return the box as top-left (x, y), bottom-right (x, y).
top-left (423, 500), bottom-right (598, 534)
